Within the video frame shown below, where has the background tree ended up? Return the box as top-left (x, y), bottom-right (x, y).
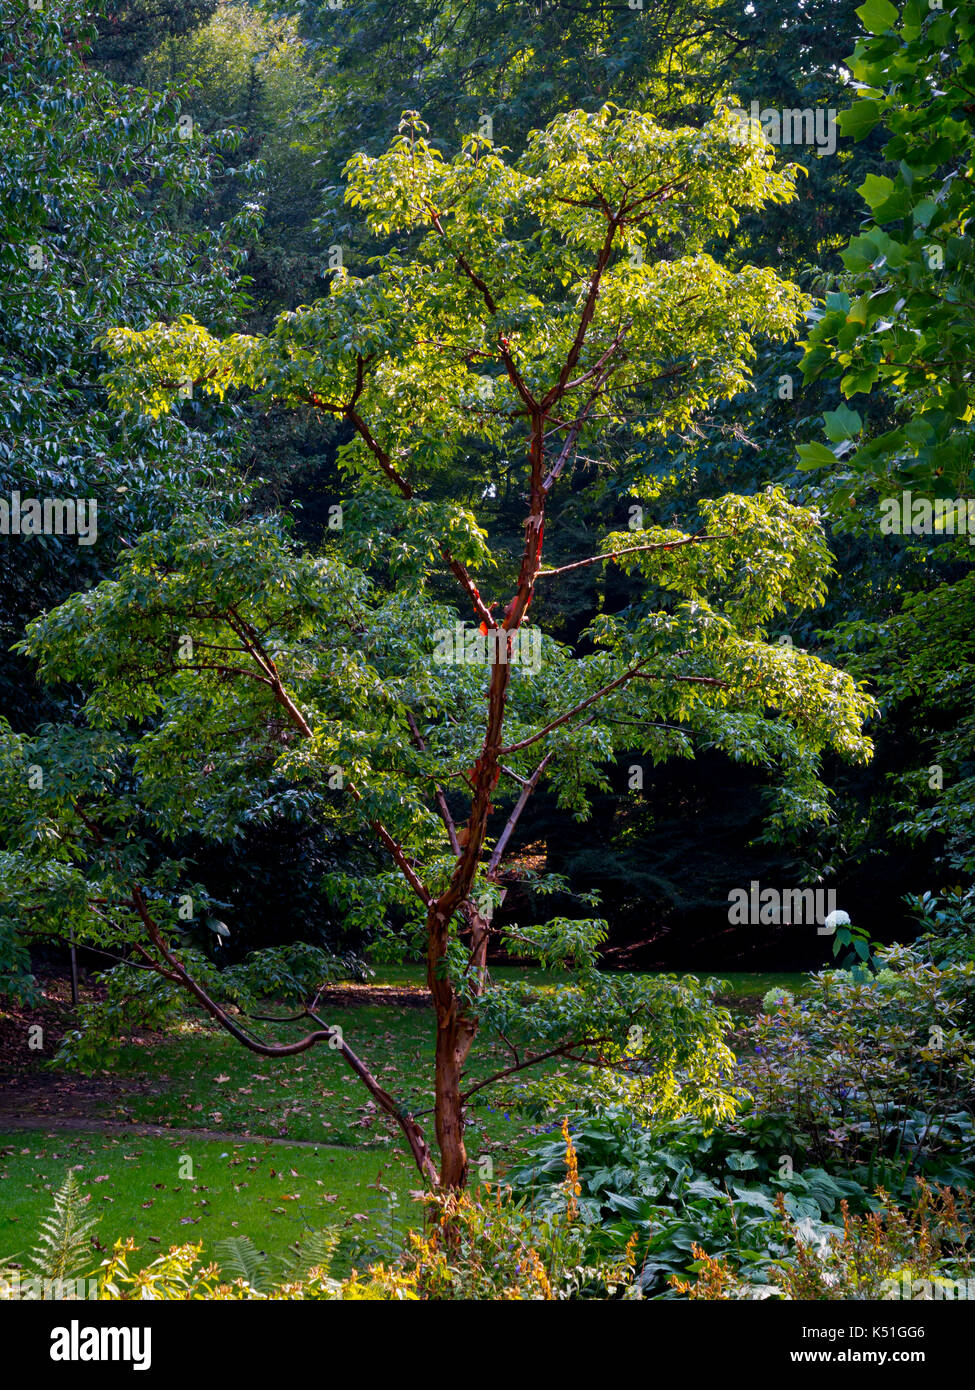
top-left (0, 0), bottom-right (255, 725)
top-left (0, 0), bottom-right (262, 995)
top-left (799, 0), bottom-right (975, 886)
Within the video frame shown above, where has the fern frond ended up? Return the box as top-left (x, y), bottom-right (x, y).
top-left (284, 1228), bottom-right (340, 1280)
top-left (215, 1235), bottom-right (274, 1292)
top-left (26, 1171), bottom-right (99, 1282)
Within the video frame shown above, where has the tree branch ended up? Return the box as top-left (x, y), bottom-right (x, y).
top-left (536, 533), bottom-right (724, 580)
top-left (461, 1036), bottom-right (610, 1103)
top-left (498, 661), bottom-right (646, 755)
top-left (129, 887), bottom-right (439, 1184)
top-left (488, 751), bottom-right (554, 873)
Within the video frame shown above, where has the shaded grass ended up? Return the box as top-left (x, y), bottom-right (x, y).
top-left (363, 962), bottom-right (810, 999)
top-left (102, 1005), bottom-right (558, 1165)
top-left (2, 968), bottom-right (806, 1273)
top-left (98, 967), bottom-right (804, 1158)
top-left (705, 971), bottom-right (810, 999)
top-left (0, 1129), bottom-right (419, 1278)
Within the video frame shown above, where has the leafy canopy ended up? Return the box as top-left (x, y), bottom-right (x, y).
top-left (1, 102), bottom-right (877, 1173)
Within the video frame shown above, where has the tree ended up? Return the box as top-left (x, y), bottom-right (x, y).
top-left (0, 0), bottom-right (257, 724)
top-left (135, 0), bottom-right (897, 945)
top-left (0, 0), bottom-right (261, 997)
top-left (797, 0), bottom-right (975, 881)
top-left (1, 105), bottom-right (874, 1188)
top-left (86, 0), bottom-right (220, 79)
top-left (799, 0), bottom-right (975, 502)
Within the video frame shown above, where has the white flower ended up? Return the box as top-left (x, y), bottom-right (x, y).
top-left (822, 909), bottom-right (851, 931)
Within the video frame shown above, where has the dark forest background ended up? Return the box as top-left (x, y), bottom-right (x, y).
top-left (3, 0), bottom-right (970, 974)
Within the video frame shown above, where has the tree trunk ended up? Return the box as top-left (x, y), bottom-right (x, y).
top-left (434, 1014), bottom-right (468, 1188)
top-left (424, 417), bottom-right (549, 1189)
top-left (427, 901), bottom-right (469, 1188)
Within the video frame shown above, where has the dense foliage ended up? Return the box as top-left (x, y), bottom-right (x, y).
top-left (0, 0), bottom-right (973, 1305)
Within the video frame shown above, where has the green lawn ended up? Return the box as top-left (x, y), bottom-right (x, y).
top-left (703, 971), bottom-right (810, 999)
top-left (84, 968), bottom-right (804, 1154)
top-left (103, 1003), bottom-right (561, 1162)
top-left (0, 1130), bottom-right (419, 1278)
top-left (366, 962), bottom-right (810, 998)
top-left (1, 967), bottom-right (805, 1275)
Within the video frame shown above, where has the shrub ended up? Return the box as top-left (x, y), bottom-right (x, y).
top-left (907, 889), bottom-right (975, 969)
top-left (508, 1106), bottom-right (878, 1297)
top-left (55, 943), bottom-right (364, 1072)
top-left (0, 917), bottom-right (36, 1004)
top-left (673, 1183), bottom-right (975, 1301)
top-left (95, 1239), bottom-right (416, 1300)
top-left (398, 1123), bottom-right (638, 1299)
top-left (743, 946), bottom-right (975, 1183)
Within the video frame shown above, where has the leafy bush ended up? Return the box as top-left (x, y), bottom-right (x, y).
top-left (743, 947), bottom-right (975, 1185)
top-left (825, 911), bottom-right (884, 978)
top-left (54, 954), bottom-right (238, 1073)
top-left (674, 1183), bottom-right (975, 1301)
top-left (55, 943), bottom-right (364, 1071)
top-left (510, 945), bottom-right (975, 1297)
top-left (96, 1239), bottom-right (415, 1300)
top-left (907, 889), bottom-right (975, 968)
top-left (0, 917), bottom-right (36, 1004)
top-left (508, 1106), bottom-right (875, 1297)
top-left (221, 943), bottom-right (369, 1002)
top-left (398, 1123), bottom-right (638, 1299)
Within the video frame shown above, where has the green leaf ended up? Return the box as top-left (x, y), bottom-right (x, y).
top-left (838, 101), bottom-right (882, 141)
top-left (858, 173), bottom-right (896, 210)
top-left (796, 441), bottom-right (839, 470)
top-left (823, 406), bottom-right (863, 442)
top-left (841, 364), bottom-right (880, 396)
top-left (856, 0), bottom-right (899, 35)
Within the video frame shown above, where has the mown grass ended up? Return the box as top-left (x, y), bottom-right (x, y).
top-left (361, 961), bottom-right (812, 995)
top-left (364, 962), bottom-right (810, 999)
top-left (2, 967), bottom-right (804, 1274)
top-left (0, 1130), bottom-right (419, 1278)
top-left (103, 1003), bottom-right (560, 1163)
top-left (95, 967), bottom-right (804, 1154)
